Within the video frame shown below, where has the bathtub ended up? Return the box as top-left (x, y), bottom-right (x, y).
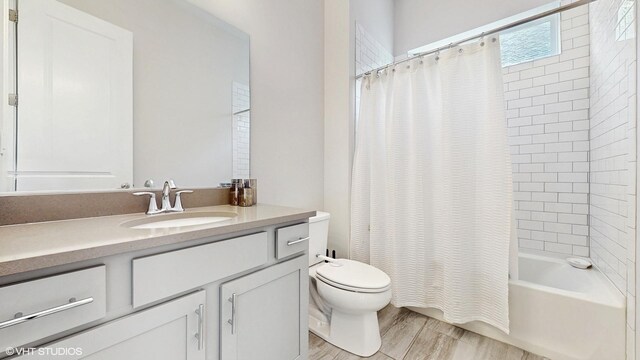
top-left (409, 253), bottom-right (625, 360)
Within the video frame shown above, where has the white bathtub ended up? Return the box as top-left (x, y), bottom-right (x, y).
top-left (409, 253), bottom-right (626, 360)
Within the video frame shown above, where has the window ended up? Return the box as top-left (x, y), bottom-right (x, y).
top-left (500, 14), bottom-right (561, 67)
top-left (408, 2), bottom-right (563, 68)
top-left (616, 0), bottom-right (635, 41)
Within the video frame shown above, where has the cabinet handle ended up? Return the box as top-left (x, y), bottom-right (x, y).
top-left (287, 237), bottom-right (310, 246)
top-left (227, 293), bottom-right (237, 334)
top-left (195, 304), bottom-right (205, 351)
top-left (0, 297), bottom-right (94, 330)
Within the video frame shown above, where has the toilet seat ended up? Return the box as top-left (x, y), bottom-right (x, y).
top-left (315, 259), bottom-right (391, 293)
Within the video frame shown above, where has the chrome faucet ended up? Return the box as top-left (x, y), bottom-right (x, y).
top-left (134, 179), bottom-right (193, 215)
top-left (161, 180), bottom-right (176, 212)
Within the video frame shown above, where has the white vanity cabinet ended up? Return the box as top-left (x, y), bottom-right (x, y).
top-left (15, 291), bottom-right (206, 360)
top-left (0, 216), bottom-right (310, 360)
top-left (220, 255), bottom-right (308, 360)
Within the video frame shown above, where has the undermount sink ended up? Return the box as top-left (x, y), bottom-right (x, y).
top-left (122, 211), bottom-right (237, 230)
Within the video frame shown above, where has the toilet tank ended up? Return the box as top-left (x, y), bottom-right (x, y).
top-left (308, 211), bottom-right (330, 267)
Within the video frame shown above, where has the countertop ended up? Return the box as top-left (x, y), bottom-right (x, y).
top-left (0, 204), bottom-right (315, 277)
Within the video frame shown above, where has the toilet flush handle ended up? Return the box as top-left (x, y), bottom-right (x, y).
top-left (316, 254), bottom-right (343, 266)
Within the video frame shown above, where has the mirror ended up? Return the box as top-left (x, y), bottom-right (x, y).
top-left (0, 0), bottom-right (250, 193)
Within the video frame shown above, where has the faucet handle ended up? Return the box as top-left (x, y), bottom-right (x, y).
top-left (133, 192), bottom-right (161, 215)
top-left (167, 179), bottom-right (177, 189)
top-left (172, 190), bottom-right (193, 212)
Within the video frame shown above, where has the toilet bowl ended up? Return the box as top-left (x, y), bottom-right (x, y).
top-left (308, 212), bottom-right (392, 357)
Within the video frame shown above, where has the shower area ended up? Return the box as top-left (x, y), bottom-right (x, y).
top-left (344, 0), bottom-right (638, 359)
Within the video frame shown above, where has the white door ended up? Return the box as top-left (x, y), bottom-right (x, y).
top-left (16, 0), bottom-right (132, 191)
top-left (220, 255), bottom-right (308, 360)
top-left (15, 291), bottom-right (206, 360)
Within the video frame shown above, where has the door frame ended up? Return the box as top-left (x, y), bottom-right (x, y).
top-left (0, 0), bottom-right (16, 192)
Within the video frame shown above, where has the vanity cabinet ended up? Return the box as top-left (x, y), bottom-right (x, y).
top-left (0, 212), bottom-right (311, 360)
top-left (220, 255), bottom-right (308, 360)
top-left (15, 291), bottom-right (206, 360)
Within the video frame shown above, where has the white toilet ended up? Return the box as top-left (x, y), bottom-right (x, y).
top-left (308, 212), bottom-right (392, 357)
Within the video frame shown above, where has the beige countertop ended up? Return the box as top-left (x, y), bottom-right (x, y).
top-left (0, 204), bottom-right (315, 277)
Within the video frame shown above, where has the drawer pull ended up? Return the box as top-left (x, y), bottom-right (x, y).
top-left (287, 237), bottom-right (310, 246)
top-left (0, 297), bottom-right (94, 330)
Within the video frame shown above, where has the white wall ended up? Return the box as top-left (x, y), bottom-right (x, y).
top-left (324, 0), bottom-right (351, 258)
top-left (394, 0), bottom-right (552, 57)
top-left (508, 3), bottom-right (591, 257)
top-left (323, 0), bottom-right (394, 259)
top-left (351, 0), bottom-right (394, 55)
top-left (589, 0), bottom-right (637, 358)
top-left (184, 0), bottom-right (325, 210)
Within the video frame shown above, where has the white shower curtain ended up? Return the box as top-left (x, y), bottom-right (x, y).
top-left (351, 38), bottom-right (514, 333)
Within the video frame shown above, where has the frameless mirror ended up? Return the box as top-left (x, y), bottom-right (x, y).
top-left (0, 0), bottom-right (250, 193)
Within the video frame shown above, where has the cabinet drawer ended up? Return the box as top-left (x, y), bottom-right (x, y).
top-left (276, 223), bottom-right (309, 260)
top-left (0, 266), bottom-right (106, 350)
top-left (133, 232), bottom-right (268, 307)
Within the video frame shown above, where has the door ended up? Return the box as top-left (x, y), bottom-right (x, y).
top-left (220, 256), bottom-right (308, 360)
top-left (15, 291), bottom-right (206, 360)
top-left (15, 0), bottom-right (132, 191)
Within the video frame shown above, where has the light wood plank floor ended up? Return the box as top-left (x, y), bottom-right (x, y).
top-left (309, 305), bottom-right (550, 360)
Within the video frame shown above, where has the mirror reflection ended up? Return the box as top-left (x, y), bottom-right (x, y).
top-left (0, 0), bottom-right (250, 193)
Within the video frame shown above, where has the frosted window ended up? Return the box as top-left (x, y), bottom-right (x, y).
top-left (500, 14), bottom-right (560, 67)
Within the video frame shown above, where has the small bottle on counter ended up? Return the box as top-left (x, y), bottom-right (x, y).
top-left (230, 182), bottom-right (240, 206)
top-left (239, 186), bottom-right (254, 207)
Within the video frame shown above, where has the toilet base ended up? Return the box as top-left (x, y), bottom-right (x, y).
top-left (309, 310), bottom-right (382, 357)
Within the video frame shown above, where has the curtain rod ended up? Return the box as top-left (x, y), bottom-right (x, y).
top-left (356, 0), bottom-right (596, 80)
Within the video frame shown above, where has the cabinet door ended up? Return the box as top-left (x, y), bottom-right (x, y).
top-left (220, 256), bottom-right (308, 360)
top-left (15, 291), bottom-right (206, 360)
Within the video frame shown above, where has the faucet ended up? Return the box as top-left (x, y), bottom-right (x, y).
top-left (134, 179), bottom-right (193, 215)
top-left (161, 180), bottom-right (176, 212)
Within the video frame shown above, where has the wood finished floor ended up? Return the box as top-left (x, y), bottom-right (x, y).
top-left (309, 305), bottom-right (549, 360)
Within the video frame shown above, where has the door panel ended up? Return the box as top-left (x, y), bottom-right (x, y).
top-left (16, 0), bottom-right (132, 191)
top-left (220, 256), bottom-right (308, 360)
top-left (15, 291), bottom-right (205, 360)
top-left (82, 317), bottom-right (187, 360)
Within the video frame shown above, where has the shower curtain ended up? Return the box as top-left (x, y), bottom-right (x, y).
top-left (351, 38), bottom-right (514, 333)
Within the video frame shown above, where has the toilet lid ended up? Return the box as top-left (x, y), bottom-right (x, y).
top-left (315, 259), bottom-right (391, 292)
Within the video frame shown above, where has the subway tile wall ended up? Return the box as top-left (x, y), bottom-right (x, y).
top-left (354, 23), bottom-right (394, 123)
top-left (589, 0), bottom-right (637, 358)
top-left (232, 82), bottom-right (250, 178)
top-left (355, 23), bottom-right (394, 77)
top-left (506, 2), bottom-right (592, 257)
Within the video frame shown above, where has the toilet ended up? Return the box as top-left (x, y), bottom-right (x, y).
top-left (308, 212), bottom-right (392, 357)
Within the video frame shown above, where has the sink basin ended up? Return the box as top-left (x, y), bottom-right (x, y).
top-left (122, 211), bottom-right (237, 230)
